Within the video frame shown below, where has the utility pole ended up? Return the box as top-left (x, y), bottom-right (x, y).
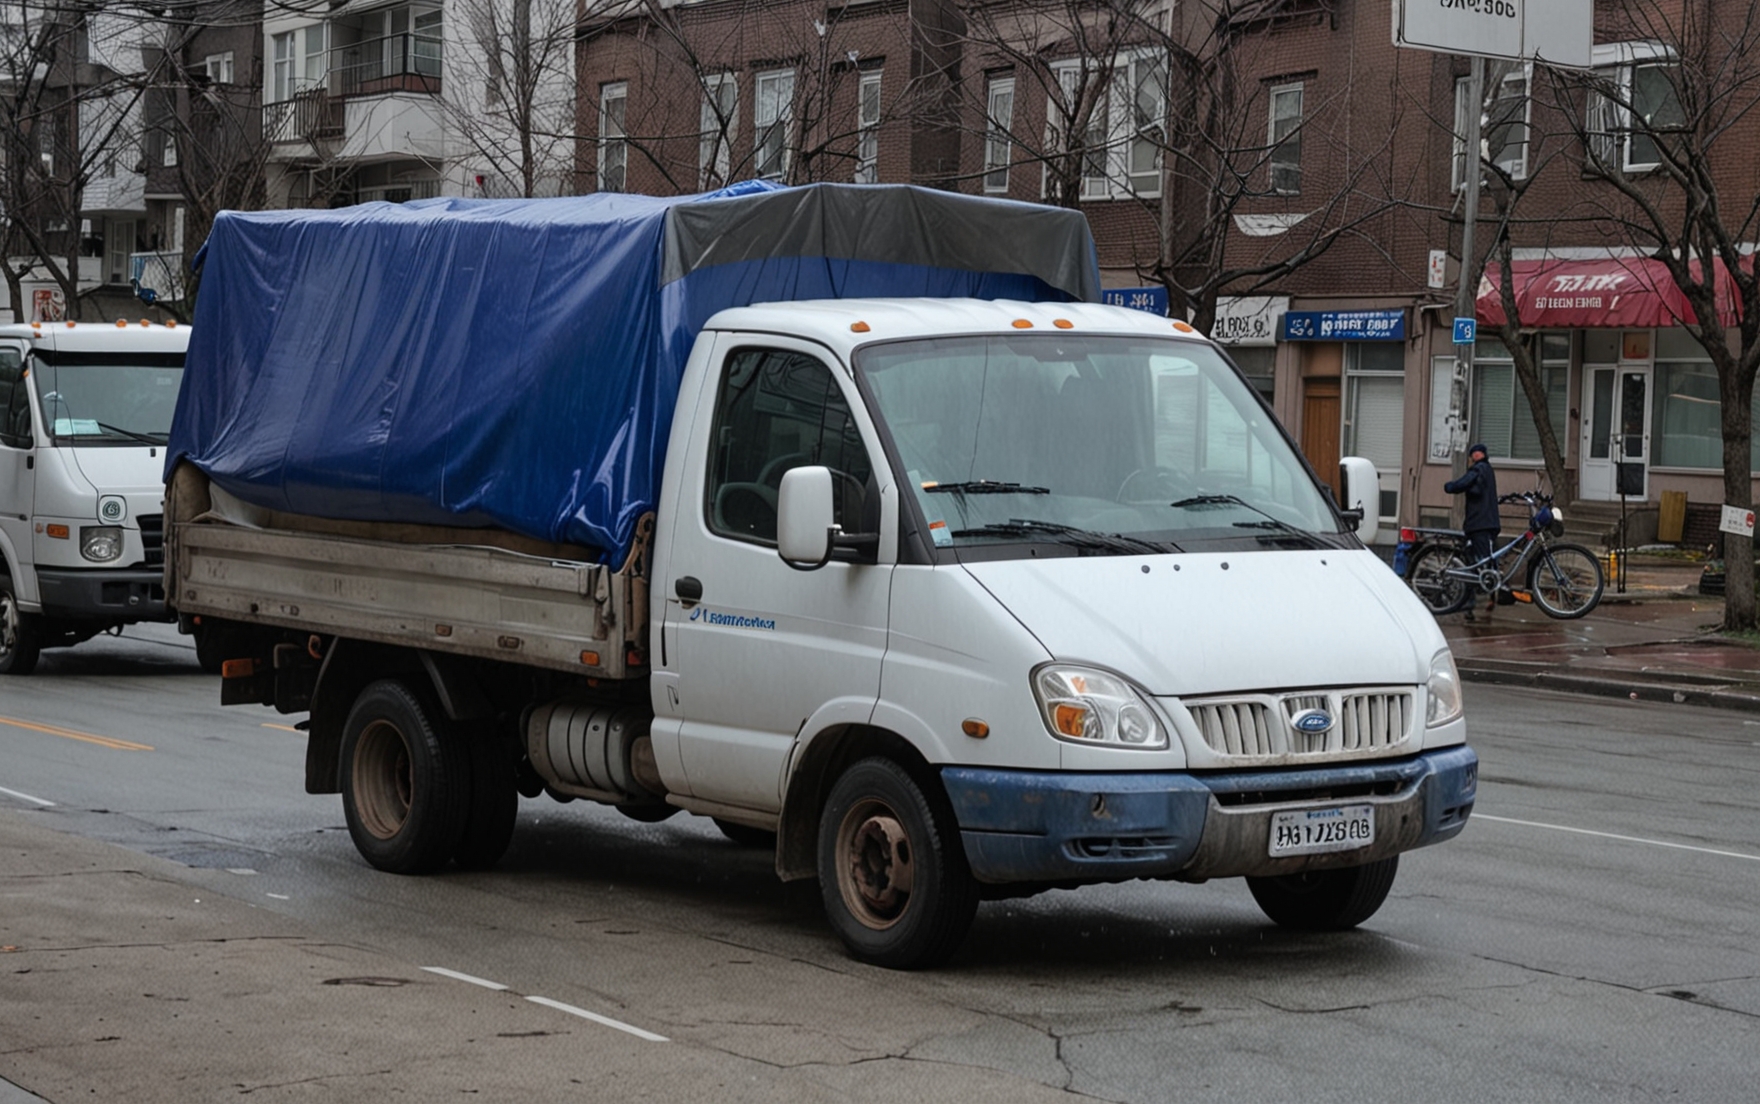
top-left (1447, 54), bottom-right (1485, 522)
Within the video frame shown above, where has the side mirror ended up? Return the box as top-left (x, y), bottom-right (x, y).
top-left (1339, 456), bottom-right (1380, 545)
top-left (777, 466), bottom-right (838, 570)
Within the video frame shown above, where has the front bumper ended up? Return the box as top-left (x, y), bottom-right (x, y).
top-left (35, 567), bottom-right (170, 622)
top-left (941, 745), bottom-right (1477, 885)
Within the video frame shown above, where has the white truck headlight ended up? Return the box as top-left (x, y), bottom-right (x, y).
top-left (1426, 648), bottom-right (1463, 727)
top-left (81, 526), bottom-right (124, 563)
top-left (1033, 665), bottom-right (1168, 750)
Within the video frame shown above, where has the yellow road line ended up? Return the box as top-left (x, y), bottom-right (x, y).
top-left (261, 723), bottom-right (301, 733)
top-left (0, 714), bottom-right (153, 752)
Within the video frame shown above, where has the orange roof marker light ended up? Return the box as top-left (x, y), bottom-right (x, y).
top-left (165, 319), bottom-right (178, 328)
top-left (850, 321), bottom-right (870, 333)
top-left (115, 318), bottom-right (128, 328)
top-left (1012, 319), bottom-right (1033, 329)
top-left (1053, 319), bottom-right (1074, 329)
top-left (139, 319), bottom-right (150, 327)
top-left (1172, 320), bottom-right (1196, 334)
top-left (65, 320), bottom-right (75, 328)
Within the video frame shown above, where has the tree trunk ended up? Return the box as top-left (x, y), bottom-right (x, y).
top-left (1505, 330), bottom-right (1570, 501)
top-left (1719, 366), bottom-right (1757, 631)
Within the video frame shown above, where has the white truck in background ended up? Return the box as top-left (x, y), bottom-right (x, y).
top-left (0, 321), bottom-right (189, 674)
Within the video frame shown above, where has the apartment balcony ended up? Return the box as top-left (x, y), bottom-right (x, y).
top-left (265, 33), bottom-right (442, 163)
top-left (129, 251), bottom-right (186, 305)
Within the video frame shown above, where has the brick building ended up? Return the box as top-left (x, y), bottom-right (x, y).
top-left (578, 0), bottom-right (1760, 536)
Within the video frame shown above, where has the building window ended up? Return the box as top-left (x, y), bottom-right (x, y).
top-left (162, 132), bottom-right (177, 167)
top-left (1341, 343), bottom-right (1404, 520)
top-left (1229, 346), bottom-right (1275, 403)
top-left (983, 76), bottom-right (1014, 193)
top-left (272, 31), bottom-right (295, 102)
top-left (105, 219), bottom-right (136, 285)
top-left (599, 82), bottom-right (627, 193)
top-left (1048, 50), bottom-right (1164, 201)
top-left (1453, 63), bottom-right (1530, 189)
top-left (1268, 83), bottom-right (1303, 195)
top-left (755, 68), bottom-right (795, 182)
top-left (1586, 44), bottom-right (1683, 174)
top-left (303, 25), bottom-right (327, 88)
top-left (1648, 329), bottom-right (1760, 471)
top-left (1468, 335), bottom-right (1569, 463)
top-left (854, 70), bottom-right (881, 184)
top-left (699, 73), bottom-right (737, 189)
top-left (204, 51), bottom-right (234, 85)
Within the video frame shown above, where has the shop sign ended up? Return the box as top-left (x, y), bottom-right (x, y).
top-left (1211, 296), bottom-right (1287, 346)
top-left (1282, 309), bottom-right (1406, 342)
top-left (1102, 286), bottom-right (1169, 316)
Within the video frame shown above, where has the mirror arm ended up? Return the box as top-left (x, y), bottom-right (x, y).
top-left (780, 525), bottom-right (843, 572)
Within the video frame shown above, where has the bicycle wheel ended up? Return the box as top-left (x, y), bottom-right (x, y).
top-left (1526, 542), bottom-right (1605, 619)
top-left (1407, 544), bottom-right (1473, 615)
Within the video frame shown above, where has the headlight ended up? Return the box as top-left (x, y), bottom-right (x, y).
top-left (1426, 648), bottom-right (1463, 727)
top-left (1033, 665), bottom-right (1168, 750)
top-left (80, 526), bottom-right (123, 563)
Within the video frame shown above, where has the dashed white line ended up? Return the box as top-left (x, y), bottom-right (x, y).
top-left (1475, 814), bottom-right (1760, 862)
top-left (0, 785), bottom-right (54, 807)
top-left (421, 966), bottom-right (509, 991)
top-left (525, 995), bottom-right (670, 1042)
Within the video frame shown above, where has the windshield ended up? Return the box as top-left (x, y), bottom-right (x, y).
top-left (31, 354), bottom-right (183, 446)
top-left (856, 334), bottom-right (1341, 556)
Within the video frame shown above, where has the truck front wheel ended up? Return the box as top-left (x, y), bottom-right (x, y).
top-left (339, 680), bottom-right (470, 874)
top-left (1247, 856), bottom-right (1398, 931)
top-left (0, 579), bottom-right (40, 676)
top-left (817, 758), bottom-right (978, 969)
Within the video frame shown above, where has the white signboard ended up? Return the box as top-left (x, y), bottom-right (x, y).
top-left (1720, 504), bottom-right (1756, 539)
top-left (1210, 296), bottom-right (1287, 346)
top-left (1393, 0), bottom-right (1593, 69)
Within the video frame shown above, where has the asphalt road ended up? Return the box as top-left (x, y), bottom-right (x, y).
top-left (2, 623), bottom-right (1757, 1102)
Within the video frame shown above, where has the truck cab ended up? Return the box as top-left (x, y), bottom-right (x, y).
top-left (0, 321), bottom-right (188, 673)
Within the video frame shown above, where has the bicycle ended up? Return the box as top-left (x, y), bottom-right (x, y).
top-left (1404, 492), bottom-right (1605, 620)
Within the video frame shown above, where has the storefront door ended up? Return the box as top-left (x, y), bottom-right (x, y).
top-left (1579, 363), bottom-right (1650, 501)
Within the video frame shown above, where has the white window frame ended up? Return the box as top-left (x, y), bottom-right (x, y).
top-left (1268, 82), bottom-right (1303, 196)
top-left (1586, 42), bottom-right (1679, 174)
top-left (1452, 63), bottom-right (1531, 190)
top-left (854, 70), bottom-right (882, 184)
top-left (204, 51), bottom-right (234, 85)
top-left (983, 76), bottom-right (1015, 193)
top-left (599, 81), bottom-right (627, 193)
top-left (162, 132), bottom-right (177, 167)
top-left (1047, 49), bottom-right (1164, 202)
top-left (271, 31), bottom-right (295, 103)
top-left (699, 72), bottom-right (737, 189)
top-left (302, 25), bottom-right (326, 89)
top-left (754, 68), bottom-right (795, 182)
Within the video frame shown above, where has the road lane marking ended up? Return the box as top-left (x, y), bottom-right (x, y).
top-left (421, 966), bottom-right (509, 991)
top-left (0, 715), bottom-right (152, 752)
top-left (1476, 814), bottom-right (1760, 863)
top-left (261, 724), bottom-right (301, 733)
top-left (525, 996), bottom-right (669, 1042)
top-left (0, 785), bottom-right (55, 807)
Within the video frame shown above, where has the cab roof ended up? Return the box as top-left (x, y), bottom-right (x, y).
top-left (0, 320), bottom-right (190, 355)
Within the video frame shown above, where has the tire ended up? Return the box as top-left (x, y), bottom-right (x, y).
top-left (713, 817), bottom-right (777, 849)
top-left (339, 679), bottom-right (471, 875)
top-left (1247, 856), bottom-right (1399, 931)
top-left (1527, 542), bottom-right (1605, 620)
top-left (817, 757), bottom-right (978, 969)
top-left (1406, 545), bottom-right (1472, 616)
top-left (0, 578), bottom-right (40, 675)
top-left (451, 730), bottom-right (519, 871)
top-left (191, 620), bottom-right (229, 675)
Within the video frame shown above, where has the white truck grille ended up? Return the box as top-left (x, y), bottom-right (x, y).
top-left (1184, 689), bottom-right (1415, 762)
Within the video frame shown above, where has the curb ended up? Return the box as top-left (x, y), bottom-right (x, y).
top-left (1457, 662), bottom-right (1760, 713)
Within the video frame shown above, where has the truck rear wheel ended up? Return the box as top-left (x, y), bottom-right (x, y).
top-left (817, 758), bottom-right (978, 969)
top-left (340, 680), bottom-right (470, 874)
top-left (0, 579), bottom-right (40, 676)
top-left (1247, 856), bottom-right (1398, 931)
top-left (452, 731), bottom-right (518, 871)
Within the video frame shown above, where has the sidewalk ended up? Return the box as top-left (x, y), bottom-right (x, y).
top-left (1438, 557), bottom-right (1760, 712)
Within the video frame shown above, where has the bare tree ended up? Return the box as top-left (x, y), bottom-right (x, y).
top-left (443, 0), bottom-right (577, 197)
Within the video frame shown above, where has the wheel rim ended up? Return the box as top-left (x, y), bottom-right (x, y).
top-left (0, 591), bottom-right (15, 661)
top-left (1535, 549), bottom-right (1596, 612)
top-left (834, 797), bottom-right (916, 931)
top-left (353, 719), bottom-right (414, 840)
top-left (1412, 553), bottom-right (1464, 612)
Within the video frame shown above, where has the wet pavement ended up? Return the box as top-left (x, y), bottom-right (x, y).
top-left (1437, 557), bottom-right (1760, 711)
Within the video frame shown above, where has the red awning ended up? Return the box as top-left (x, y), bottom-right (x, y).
top-left (1476, 256), bottom-right (1742, 329)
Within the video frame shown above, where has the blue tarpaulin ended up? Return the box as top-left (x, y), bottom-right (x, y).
top-left (168, 183), bottom-right (1100, 565)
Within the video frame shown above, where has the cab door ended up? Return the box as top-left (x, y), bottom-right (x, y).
top-left (0, 344), bottom-right (35, 594)
top-left (661, 337), bottom-right (893, 813)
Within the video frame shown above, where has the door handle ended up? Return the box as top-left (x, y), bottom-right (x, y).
top-left (675, 575), bottom-right (703, 603)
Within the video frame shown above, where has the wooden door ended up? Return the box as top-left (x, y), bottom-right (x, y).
top-left (1301, 378), bottom-right (1342, 499)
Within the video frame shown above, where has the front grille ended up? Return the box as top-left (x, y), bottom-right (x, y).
top-left (1184, 688), bottom-right (1415, 761)
top-left (139, 513), bottom-right (163, 567)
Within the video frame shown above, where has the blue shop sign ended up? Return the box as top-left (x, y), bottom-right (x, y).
top-left (1282, 309), bottom-right (1405, 341)
top-left (1102, 286), bottom-right (1169, 316)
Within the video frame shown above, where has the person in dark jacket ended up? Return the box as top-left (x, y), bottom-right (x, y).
top-left (1444, 442), bottom-right (1499, 565)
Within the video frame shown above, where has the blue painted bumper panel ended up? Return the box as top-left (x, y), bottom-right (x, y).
top-left (942, 745), bottom-right (1478, 885)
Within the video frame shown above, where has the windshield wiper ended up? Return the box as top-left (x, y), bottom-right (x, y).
top-left (92, 421), bottom-right (169, 445)
top-left (950, 519), bottom-right (1175, 555)
top-left (924, 480), bottom-right (1050, 495)
top-left (1170, 493), bottom-right (1329, 548)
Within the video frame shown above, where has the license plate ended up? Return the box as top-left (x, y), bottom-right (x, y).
top-left (1268, 804), bottom-right (1375, 857)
